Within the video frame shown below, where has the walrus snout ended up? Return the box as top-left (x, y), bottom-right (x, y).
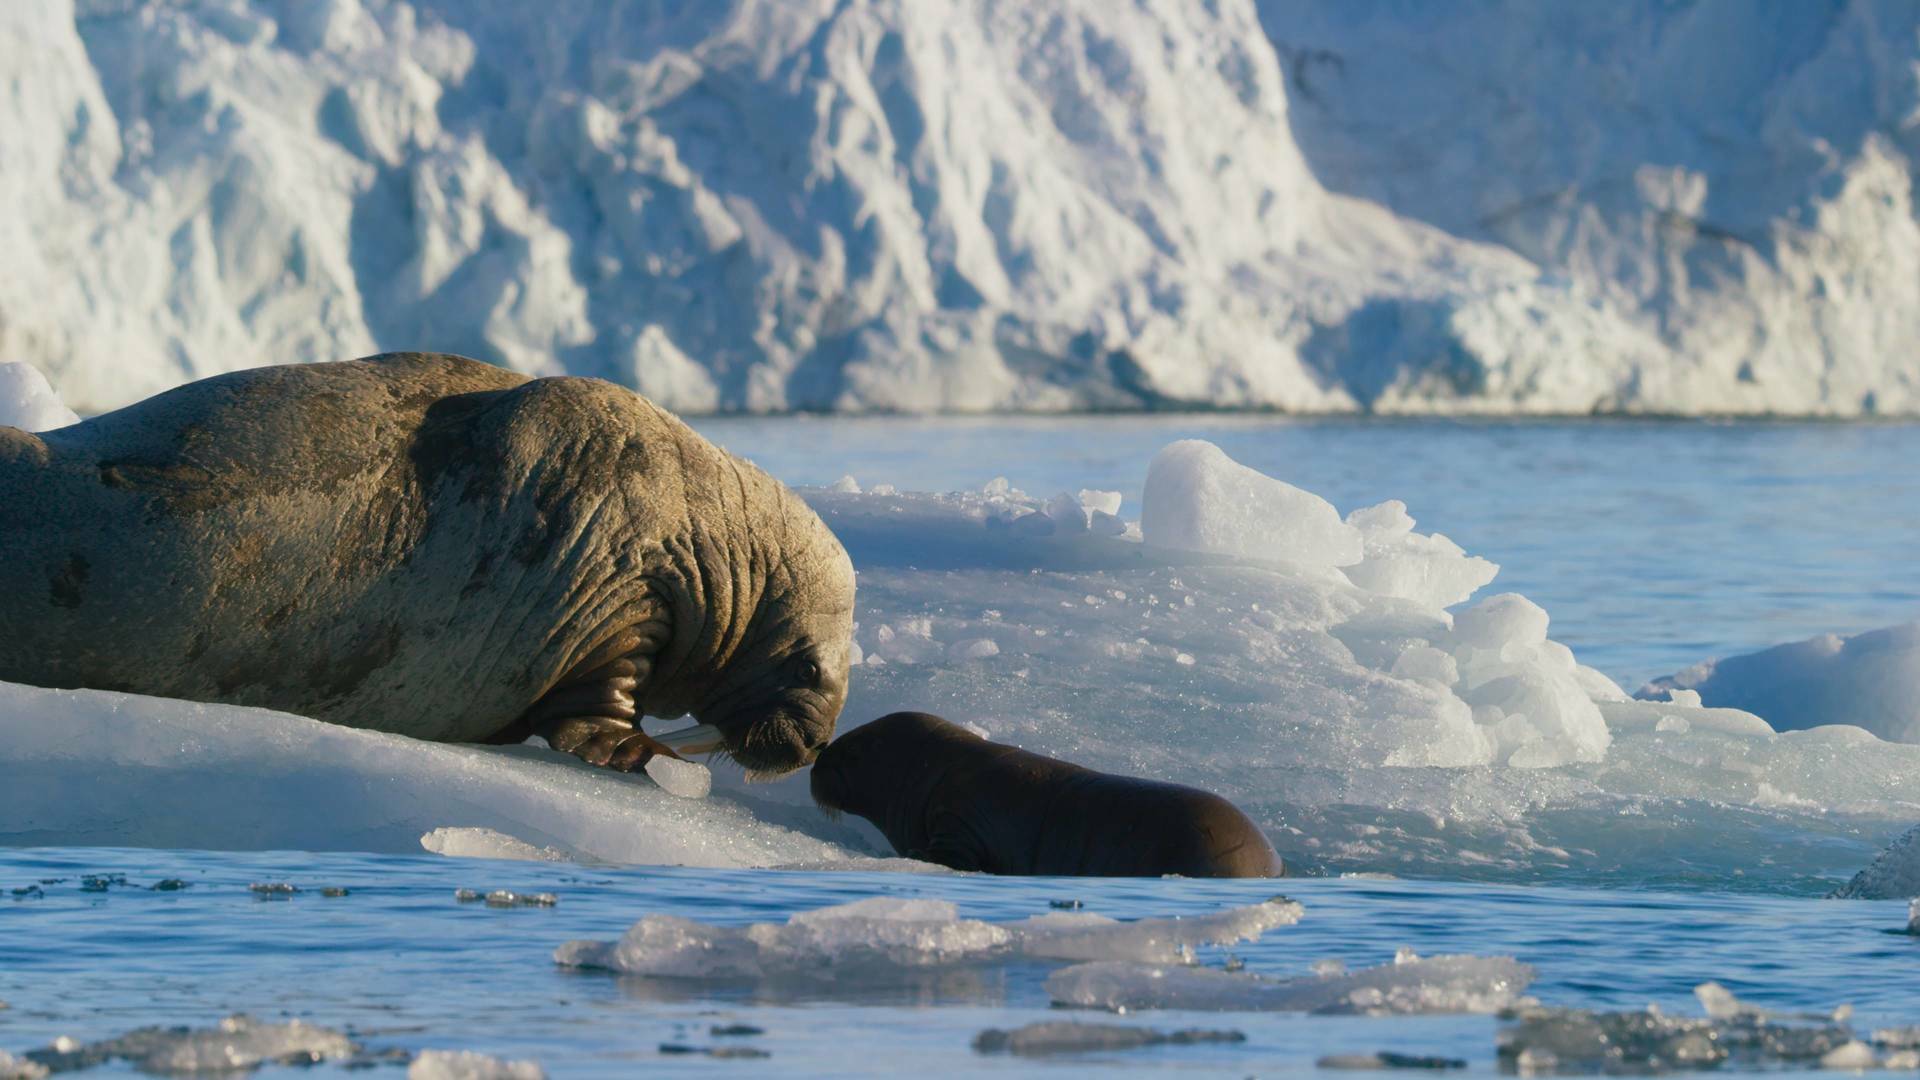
top-left (716, 703), bottom-right (833, 775)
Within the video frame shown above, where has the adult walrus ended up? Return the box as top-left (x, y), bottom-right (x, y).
top-left (0, 353), bottom-right (854, 775)
top-left (811, 712), bottom-right (1283, 878)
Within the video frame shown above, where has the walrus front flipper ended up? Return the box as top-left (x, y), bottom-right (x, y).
top-left (521, 626), bottom-right (681, 772)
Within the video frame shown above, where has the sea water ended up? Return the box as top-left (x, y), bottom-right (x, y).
top-left (4, 418), bottom-right (1918, 1075)
top-left (4, 847), bottom-right (1920, 1077)
top-left (695, 416), bottom-right (1920, 689)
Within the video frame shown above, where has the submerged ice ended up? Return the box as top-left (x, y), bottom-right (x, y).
top-left (1046, 950), bottom-right (1534, 1016)
top-left (554, 896), bottom-right (1303, 979)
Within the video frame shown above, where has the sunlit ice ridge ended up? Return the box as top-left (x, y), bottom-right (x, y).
top-left (6, 0), bottom-right (1920, 418)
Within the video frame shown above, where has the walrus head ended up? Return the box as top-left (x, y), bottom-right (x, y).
top-left (649, 471), bottom-right (857, 777)
top-left (810, 712), bottom-right (979, 840)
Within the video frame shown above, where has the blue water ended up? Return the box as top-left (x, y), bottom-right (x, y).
top-left (7, 419), bottom-right (1919, 1075)
top-left (4, 847), bottom-right (1917, 1077)
top-left (695, 417), bottom-right (1920, 689)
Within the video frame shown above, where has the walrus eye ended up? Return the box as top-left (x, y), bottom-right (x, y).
top-left (791, 656), bottom-right (821, 686)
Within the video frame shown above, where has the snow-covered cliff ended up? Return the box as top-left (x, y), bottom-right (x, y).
top-left (5, 0), bottom-right (1916, 415)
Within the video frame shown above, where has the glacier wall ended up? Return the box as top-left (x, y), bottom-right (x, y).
top-left (4, 0), bottom-right (1916, 416)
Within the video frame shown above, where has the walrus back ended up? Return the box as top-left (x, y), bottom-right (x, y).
top-left (0, 354), bottom-right (532, 726)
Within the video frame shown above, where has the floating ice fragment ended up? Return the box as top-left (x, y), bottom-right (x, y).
top-left (1046, 951), bottom-right (1532, 1015)
top-left (421, 827), bottom-right (572, 863)
top-left (972, 1022), bottom-right (1244, 1056)
top-left (555, 897), bottom-right (1301, 979)
top-left (1141, 441), bottom-right (1362, 568)
top-left (829, 475), bottom-right (862, 494)
top-left (23, 1016), bottom-right (355, 1074)
top-left (1078, 490), bottom-right (1124, 516)
top-left (482, 890), bottom-right (557, 908)
top-left (0, 1052), bottom-right (45, 1080)
top-left (408, 1049), bottom-right (547, 1080)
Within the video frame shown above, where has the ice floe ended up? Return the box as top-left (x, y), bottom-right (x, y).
top-left (554, 896), bottom-right (1302, 979)
top-left (1046, 949), bottom-right (1533, 1015)
top-left (1646, 623), bottom-right (1920, 744)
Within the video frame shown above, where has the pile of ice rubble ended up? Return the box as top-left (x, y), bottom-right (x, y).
top-left (0, 1016), bottom-right (543, 1079)
top-left (6, 364), bottom-right (1920, 888)
top-left (556, 895), bottom-right (1535, 1017)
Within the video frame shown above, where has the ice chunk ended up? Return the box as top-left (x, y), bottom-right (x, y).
top-left (972, 1022), bottom-right (1244, 1056)
top-left (1451, 594), bottom-right (1549, 653)
top-left (828, 475), bottom-right (862, 494)
top-left (420, 827), bottom-right (571, 863)
top-left (408, 1050), bottom-right (546, 1080)
top-left (1343, 501), bottom-right (1498, 609)
top-left (0, 363), bottom-right (79, 431)
top-left (22, 1016), bottom-right (355, 1073)
top-left (1643, 623), bottom-right (1920, 743)
top-left (1046, 951), bottom-right (1533, 1015)
top-left (555, 898), bottom-right (1299, 978)
top-left (1078, 490), bottom-right (1124, 516)
top-left (1045, 492), bottom-right (1092, 533)
top-left (643, 755), bottom-right (712, 799)
top-left (1141, 441), bottom-right (1363, 568)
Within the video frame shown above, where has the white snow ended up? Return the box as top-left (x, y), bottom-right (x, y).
top-left (554, 896), bottom-right (1302, 978)
top-left (0, 364), bottom-right (79, 431)
top-left (408, 1050), bottom-right (545, 1080)
top-left (4, 2), bottom-right (1917, 416)
top-left (1645, 623), bottom-right (1920, 744)
top-left (1045, 949), bottom-right (1534, 1015)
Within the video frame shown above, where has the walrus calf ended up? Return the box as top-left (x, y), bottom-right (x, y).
top-left (811, 712), bottom-right (1282, 878)
top-left (0, 353), bottom-right (854, 775)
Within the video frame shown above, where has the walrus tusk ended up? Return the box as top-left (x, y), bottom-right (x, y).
top-left (652, 723), bottom-right (725, 756)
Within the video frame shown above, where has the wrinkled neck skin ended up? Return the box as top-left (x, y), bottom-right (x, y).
top-left (619, 447), bottom-right (852, 774)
